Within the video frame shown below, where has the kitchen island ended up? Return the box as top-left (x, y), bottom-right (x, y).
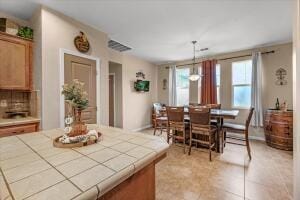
top-left (0, 125), bottom-right (169, 200)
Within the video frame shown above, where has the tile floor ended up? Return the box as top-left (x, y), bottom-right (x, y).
top-left (141, 129), bottom-right (293, 200)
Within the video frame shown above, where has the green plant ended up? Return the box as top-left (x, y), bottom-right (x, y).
top-left (62, 79), bottom-right (89, 110)
top-left (17, 26), bottom-right (33, 39)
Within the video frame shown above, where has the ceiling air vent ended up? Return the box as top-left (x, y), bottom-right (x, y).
top-left (108, 40), bottom-right (131, 52)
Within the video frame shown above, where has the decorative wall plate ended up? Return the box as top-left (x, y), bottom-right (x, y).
top-left (275, 68), bottom-right (287, 85)
top-left (74, 31), bottom-right (90, 53)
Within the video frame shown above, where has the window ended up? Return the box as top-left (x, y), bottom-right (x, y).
top-left (232, 60), bottom-right (252, 108)
top-left (176, 68), bottom-right (190, 106)
top-left (216, 64), bottom-right (221, 104)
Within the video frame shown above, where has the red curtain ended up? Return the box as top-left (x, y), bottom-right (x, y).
top-left (201, 59), bottom-right (217, 104)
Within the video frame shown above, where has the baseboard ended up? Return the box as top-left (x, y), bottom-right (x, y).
top-left (131, 124), bottom-right (152, 132)
top-left (249, 135), bottom-right (265, 141)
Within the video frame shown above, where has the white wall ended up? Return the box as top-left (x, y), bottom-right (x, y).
top-left (122, 54), bottom-right (158, 131)
top-left (27, 7), bottom-right (158, 130)
top-left (39, 7), bottom-right (110, 129)
top-left (293, 1), bottom-right (300, 199)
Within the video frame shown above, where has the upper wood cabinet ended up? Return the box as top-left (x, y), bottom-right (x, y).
top-left (0, 32), bottom-right (32, 90)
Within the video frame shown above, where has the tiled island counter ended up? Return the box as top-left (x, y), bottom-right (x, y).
top-left (0, 125), bottom-right (169, 200)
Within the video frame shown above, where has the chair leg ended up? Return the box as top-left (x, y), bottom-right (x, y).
top-left (183, 129), bottom-right (186, 154)
top-left (215, 132), bottom-right (218, 153)
top-left (188, 130), bottom-right (192, 155)
top-left (245, 131), bottom-right (252, 159)
top-left (209, 135), bottom-right (212, 161)
top-left (224, 130), bottom-right (226, 147)
top-left (153, 122), bottom-right (157, 135)
top-left (167, 127), bottom-right (170, 143)
top-left (221, 129), bottom-right (224, 152)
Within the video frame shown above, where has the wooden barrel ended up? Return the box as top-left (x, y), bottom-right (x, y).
top-left (264, 109), bottom-right (293, 151)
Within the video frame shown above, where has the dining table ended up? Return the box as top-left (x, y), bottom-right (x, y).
top-left (162, 107), bottom-right (239, 153)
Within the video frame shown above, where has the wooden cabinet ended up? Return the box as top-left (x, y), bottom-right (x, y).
top-left (264, 109), bottom-right (293, 151)
top-left (0, 32), bottom-right (32, 90)
top-left (0, 122), bottom-right (39, 138)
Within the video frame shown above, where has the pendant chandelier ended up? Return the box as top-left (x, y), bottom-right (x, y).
top-left (189, 41), bottom-right (201, 81)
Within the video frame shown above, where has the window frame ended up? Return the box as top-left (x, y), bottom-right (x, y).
top-left (216, 64), bottom-right (221, 104)
top-left (231, 60), bottom-right (252, 109)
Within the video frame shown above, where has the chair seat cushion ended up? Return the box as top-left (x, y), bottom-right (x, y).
top-left (223, 123), bottom-right (245, 131)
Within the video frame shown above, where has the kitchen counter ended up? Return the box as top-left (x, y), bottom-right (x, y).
top-left (0, 117), bottom-right (40, 128)
top-left (0, 125), bottom-right (169, 200)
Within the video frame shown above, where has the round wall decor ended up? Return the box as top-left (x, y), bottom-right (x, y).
top-left (74, 31), bottom-right (90, 53)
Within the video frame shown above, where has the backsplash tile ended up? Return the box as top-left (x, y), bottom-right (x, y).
top-left (0, 90), bottom-right (39, 118)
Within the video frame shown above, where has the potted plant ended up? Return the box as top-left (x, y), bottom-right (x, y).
top-left (62, 79), bottom-right (89, 136)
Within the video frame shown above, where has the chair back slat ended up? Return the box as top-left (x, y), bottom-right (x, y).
top-left (189, 107), bottom-right (211, 125)
top-left (166, 106), bottom-right (184, 122)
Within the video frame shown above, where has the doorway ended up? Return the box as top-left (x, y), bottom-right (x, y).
top-left (64, 53), bottom-right (97, 124)
top-left (109, 74), bottom-right (115, 126)
top-left (109, 61), bottom-right (123, 128)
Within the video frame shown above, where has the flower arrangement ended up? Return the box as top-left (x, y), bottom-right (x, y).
top-left (62, 79), bottom-right (89, 110)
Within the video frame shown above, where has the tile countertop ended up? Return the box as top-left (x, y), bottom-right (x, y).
top-left (0, 124), bottom-right (169, 200)
top-left (0, 117), bottom-right (40, 128)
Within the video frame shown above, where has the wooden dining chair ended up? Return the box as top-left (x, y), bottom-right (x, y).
top-left (188, 107), bottom-right (217, 161)
top-left (222, 107), bottom-right (254, 159)
top-left (153, 103), bottom-right (167, 136)
top-left (166, 106), bottom-right (187, 153)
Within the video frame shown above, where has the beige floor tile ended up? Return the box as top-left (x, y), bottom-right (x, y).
top-left (3, 159), bottom-right (51, 183)
top-left (199, 186), bottom-right (245, 200)
top-left (70, 164), bottom-right (115, 191)
top-left (9, 168), bottom-right (65, 200)
top-left (110, 141), bottom-right (137, 152)
top-left (140, 128), bottom-right (293, 200)
top-left (88, 148), bottom-right (121, 163)
top-left (245, 180), bottom-right (291, 200)
top-left (56, 156), bottom-right (98, 178)
top-left (26, 180), bottom-right (81, 200)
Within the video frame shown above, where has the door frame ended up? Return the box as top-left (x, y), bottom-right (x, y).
top-left (109, 73), bottom-right (116, 126)
top-left (59, 48), bottom-right (101, 128)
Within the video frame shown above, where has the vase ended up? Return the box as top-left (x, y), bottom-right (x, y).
top-left (69, 107), bottom-right (87, 137)
top-left (74, 108), bottom-right (83, 123)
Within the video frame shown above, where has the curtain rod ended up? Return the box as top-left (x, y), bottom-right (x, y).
top-left (173, 50), bottom-right (275, 68)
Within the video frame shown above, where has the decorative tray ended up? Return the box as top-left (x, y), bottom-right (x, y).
top-left (53, 132), bottom-right (102, 148)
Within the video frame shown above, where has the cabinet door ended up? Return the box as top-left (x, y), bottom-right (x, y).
top-left (0, 33), bottom-right (32, 90)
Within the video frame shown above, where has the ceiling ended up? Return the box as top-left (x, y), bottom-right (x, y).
top-left (0, 0), bottom-right (293, 64)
